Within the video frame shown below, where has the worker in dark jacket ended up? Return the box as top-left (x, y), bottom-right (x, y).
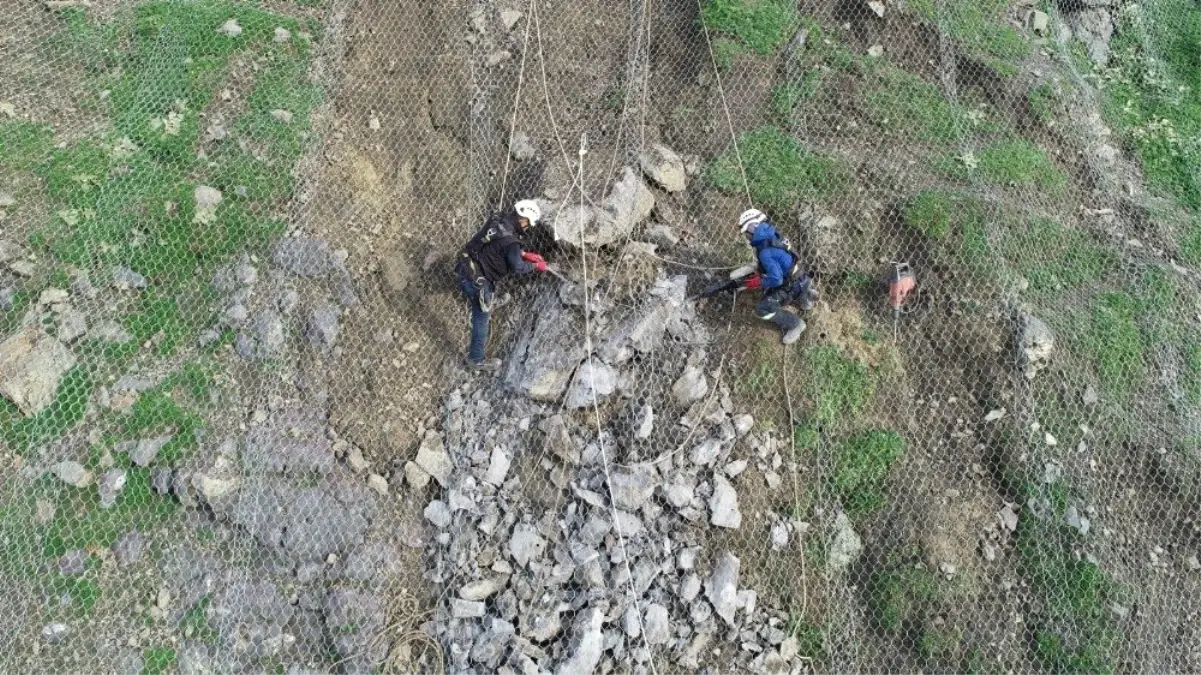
top-left (736, 208), bottom-right (817, 345)
top-left (455, 199), bottom-right (548, 371)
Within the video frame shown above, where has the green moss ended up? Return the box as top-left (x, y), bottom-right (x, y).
top-left (179, 596), bottom-right (219, 644)
top-left (920, 629), bottom-right (962, 663)
top-left (804, 346), bottom-right (874, 427)
top-left (1087, 293), bottom-right (1145, 398)
top-left (43, 468), bottom-right (177, 558)
top-left (142, 647), bottom-right (178, 675)
top-left (870, 564), bottom-right (941, 632)
top-left (864, 65), bottom-right (972, 146)
top-left (49, 575), bottom-right (102, 617)
top-left (1, 367), bottom-right (95, 454)
top-left (966, 140), bottom-right (1068, 193)
top-left (833, 429), bottom-right (905, 517)
top-left (788, 617), bottom-right (826, 661)
top-left (0, 121), bottom-right (54, 171)
top-left (709, 127), bottom-right (850, 213)
top-left (905, 191), bottom-right (955, 239)
top-left (771, 73), bottom-right (825, 123)
top-left (909, 0), bottom-right (1031, 75)
top-left (1029, 83), bottom-right (1058, 123)
top-left (700, 0), bottom-right (798, 56)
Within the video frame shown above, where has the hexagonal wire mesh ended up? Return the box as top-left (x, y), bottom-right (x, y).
top-left (1, 0), bottom-right (1200, 673)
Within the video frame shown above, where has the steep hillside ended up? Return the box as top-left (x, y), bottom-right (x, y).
top-left (1, 0), bottom-right (1199, 673)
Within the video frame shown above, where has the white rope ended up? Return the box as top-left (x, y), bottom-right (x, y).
top-left (497, 0), bottom-right (537, 212)
top-left (575, 135), bottom-right (660, 675)
top-left (694, 0), bottom-right (753, 207)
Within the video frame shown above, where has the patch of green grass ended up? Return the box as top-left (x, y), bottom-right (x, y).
top-left (0, 121), bottom-right (54, 171)
top-left (1181, 219), bottom-right (1201, 267)
top-left (709, 127), bottom-right (850, 213)
top-left (869, 564), bottom-right (941, 632)
top-left (49, 575), bottom-right (102, 617)
top-left (788, 617), bottom-right (826, 661)
top-left (180, 596), bottom-right (219, 644)
top-left (1087, 293), bottom-right (1145, 398)
top-left (1017, 481), bottom-right (1120, 674)
top-left (833, 429), bottom-right (905, 517)
top-left (952, 140), bottom-right (1068, 194)
top-left (115, 364), bottom-right (213, 465)
top-left (864, 64), bottom-right (972, 146)
top-left (905, 190), bottom-right (955, 239)
top-left (1001, 218), bottom-right (1118, 297)
top-left (43, 468), bottom-right (177, 558)
top-left (804, 346), bottom-right (874, 428)
top-left (1029, 83), bottom-right (1058, 123)
top-left (0, 367), bottom-right (95, 454)
top-left (700, 0), bottom-right (798, 57)
top-left (909, 0), bottom-right (1031, 75)
top-left (1101, 2), bottom-right (1201, 211)
top-left (142, 646), bottom-right (178, 675)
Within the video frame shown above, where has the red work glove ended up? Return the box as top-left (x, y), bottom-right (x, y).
top-left (521, 251), bottom-right (548, 273)
top-left (742, 274), bottom-right (762, 290)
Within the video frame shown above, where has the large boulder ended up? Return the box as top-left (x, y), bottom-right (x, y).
top-left (1020, 314), bottom-right (1055, 380)
top-left (549, 168), bottom-right (654, 249)
top-left (504, 301), bottom-right (587, 401)
top-left (639, 144), bottom-right (687, 193)
top-left (0, 325), bottom-right (77, 416)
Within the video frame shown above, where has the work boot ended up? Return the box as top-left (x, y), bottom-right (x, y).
top-left (467, 358), bottom-right (503, 373)
top-left (798, 297), bottom-right (815, 312)
top-left (782, 319), bottom-right (807, 345)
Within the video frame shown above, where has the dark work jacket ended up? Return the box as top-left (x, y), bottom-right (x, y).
top-left (461, 213), bottom-right (535, 283)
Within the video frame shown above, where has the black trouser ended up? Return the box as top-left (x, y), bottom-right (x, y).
top-left (754, 275), bottom-right (814, 332)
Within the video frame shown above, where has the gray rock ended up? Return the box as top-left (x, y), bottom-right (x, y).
top-left (504, 302), bottom-right (587, 401)
top-left (484, 446), bottom-right (511, 486)
top-left (1065, 504), bottom-right (1091, 535)
top-left (1083, 385), bottom-right (1099, 405)
top-left (1020, 314), bottom-right (1055, 379)
top-left (452, 599), bottom-right (487, 618)
top-left (93, 320), bottom-right (133, 344)
top-left (305, 302), bottom-right (341, 352)
top-left (706, 551), bottom-right (740, 626)
top-left (56, 308), bottom-right (87, 344)
top-left (639, 144), bottom-right (687, 193)
top-left (330, 264), bottom-right (361, 307)
top-left (0, 191), bottom-right (13, 208)
top-left (690, 439), bottom-right (722, 466)
top-left (367, 474), bottom-right (388, 495)
top-left (414, 431), bottom-right (453, 487)
top-left (679, 573), bottom-right (701, 602)
top-left (42, 623), bottom-right (68, 644)
top-left (112, 530), bottom-right (145, 566)
top-left (510, 131), bottom-right (536, 161)
top-left (244, 408), bottom-right (334, 475)
top-left (0, 326), bottom-right (78, 416)
top-left (663, 477), bottom-right (695, 509)
top-left (274, 26), bottom-right (291, 42)
top-left (634, 404), bottom-right (654, 439)
top-left (609, 467), bottom-right (656, 511)
top-left (539, 415), bottom-right (580, 465)
top-left (58, 549), bottom-right (88, 576)
top-left (672, 365), bottom-right (708, 406)
top-left (771, 521), bottom-right (790, 551)
top-left (555, 606), bottom-right (605, 675)
top-left (623, 605), bottom-right (642, 639)
top-left (111, 266), bottom-right (147, 290)
top-left (192, 456), bottom-right (242, 504)
top-left (565, 362), bottom-right (618, 409)
top-left (236, 311), bottom-right (285, 361)
top-left (500, 8), bottom-right (524, 30)
top-left (710, 475), bottom-right (742, 529)
top-left (509, 523), bottom-right (546, 568)
top-left (1070, 7), bottom-right (1114, 64)
top-left (9, 260), bottom-right (35, 277)
top-left (115, 648), bottom-right (143, 675)
top-left (487, 50), bottom-right (512, 66)
top-left (151, 467), bottom-right (173, 494)
top-left (552, 168), bottom-right (654, 249)
top-left (734, 414), bottom-right (754, 436)
top-left (117, 435), bottom-right (173, 467)
top-left (217, 18), bottom-right (242, 37)
top-left (460, 577), bottom-right (508, 601)
top-left (643, 603), bottom-right (670, 645)
top-left (521, 600), bottom-right (566, 642)
top-left (643, 224), bottom-right (680, 248)
top-left (51, 461), bottom-right (92, 488)
top-left (424, 500), bottom-right (452, 528)
top-left (999, 505), bottom-right (1019, 532)
top-left (1188, 555), bottom-right (1200, 571)
top-left (0, 288), bottom-right (12, 312)
top-left (828, 512), bottom-right (863, 571)
top-left (98, 468), bottom-right (127, 509)
top-left (193, 186), bottom-right (222, 224)
top-left (272, 237), bottom-right (334, 277)
top-left (35, 499), bottom-right (55, 525)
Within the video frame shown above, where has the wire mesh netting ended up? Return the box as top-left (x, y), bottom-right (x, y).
top-left (1, 0), bottom-right (1200, 673)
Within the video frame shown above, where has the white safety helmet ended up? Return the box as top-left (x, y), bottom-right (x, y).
top-left (738, 208), bottom-right (767, 233)
top-left (515, 199), bottom-right (542, 226)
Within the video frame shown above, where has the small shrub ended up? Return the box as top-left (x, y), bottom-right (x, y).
top-left (870, 565), bottom-right (940, 632)
top-left (709, 127), bottom-right (850, 213)
top-left (789, 617), bottom-right (826, 661)
top-left (1029, 83), bottom-right (1058, 123)
top-left (143, 647), bottom-right (178, 675)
